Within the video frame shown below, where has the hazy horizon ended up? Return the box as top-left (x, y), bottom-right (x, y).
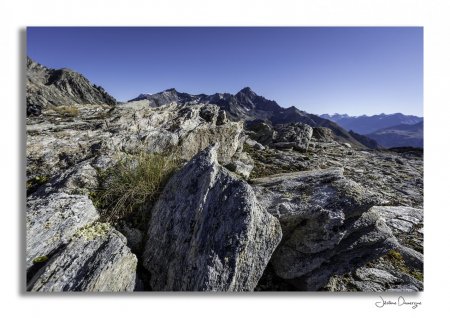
top-left (27, 27), bottom-right (423, 116)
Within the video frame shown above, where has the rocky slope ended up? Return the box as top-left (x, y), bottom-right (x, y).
top-left (26, 60), bottom-right (423, 292)
top-left (26, 57), bottom-right (116, 116)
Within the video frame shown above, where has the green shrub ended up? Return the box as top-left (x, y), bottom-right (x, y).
top-left (91, 151), bottom-right (181, 225)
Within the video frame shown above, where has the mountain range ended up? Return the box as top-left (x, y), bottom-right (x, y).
top-left (320, 113), bottom-right (423, 135)
top-left (129, 88), bottom-right (370, 148)
top-left (27, 56), bottom-right (423, 149)
top-left (321, 113), bottom-right (423, 148)
top-left (366, 121), bottom-right (423, 148)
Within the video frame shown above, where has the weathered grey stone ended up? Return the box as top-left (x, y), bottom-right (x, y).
top-left (108, 102), bottom-right (244, 164)
top-left (345, 267), bottom-right (402, 292)
top-left (326, 259), bottom-right (423, 292)
top-left (26, 193), bottom-right (99, 270)
top-left (312, 127), bottom-right (334, 142)
top-left (371, 206), bottom-right (423, 233)
top-left (273, 123), bottom-right (313, 152)
top-left (245, 137), bottom-right (265, 150)
top-left (292, 214), bottom-right (396, 290)
top-left (26, 117), bottom-right (111, 186)
top-left (272, 142), bottom-right (296, 150)
top-left (252, 168), bottom-right (397, 290)
top-left (246, 121), bottom-right (275, 145)
top-left (355, 267), bottom-right (400, 284)
top-left (33, 160), bottom-right (99, 197)
top-left (253, 168), bottom-right (381, 255)
top-left (143, 145), bottom-right (282, 291)
top-left (27, 101), bottom-right (245, 191)
top-left (226, 152), bottom-right (254, 178)
top-left (117, 222), bottom-right (144, 253)
top-left (396, 244), bottom-right (423, 271)
top-left (28, 223), bottom-right (137, 292)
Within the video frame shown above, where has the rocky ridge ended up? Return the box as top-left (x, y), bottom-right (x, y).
top-left (26, 59), bottom-right (423, 292)
top-left (26, 57), bottom-right (116, 116)
top-left (130, 88), bottom-right (373, 148)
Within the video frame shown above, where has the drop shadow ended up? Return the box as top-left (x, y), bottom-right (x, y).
top-left (18, 27), bottom-right (27, 295)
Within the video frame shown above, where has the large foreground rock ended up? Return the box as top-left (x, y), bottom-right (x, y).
top-left (28, 223), bottom-right (137, 292)
top-left (252, 168), bottom-right (397, 290)
top-left (26, 193), bottom-right (99, 270)
top-left (143, 145), bottom-right (282, 291)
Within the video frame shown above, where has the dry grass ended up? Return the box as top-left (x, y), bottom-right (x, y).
top-left (90, 151), bottom-right (181, 226)
top-left (49, 105), bottom-right (80, 117)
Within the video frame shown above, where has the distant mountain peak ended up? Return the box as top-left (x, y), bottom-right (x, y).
top-left (237, 87), bottom-right (257, 97)
top-left (239, 86), bottom-right (253, 93)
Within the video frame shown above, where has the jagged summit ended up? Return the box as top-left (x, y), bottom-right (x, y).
top-left (26, 57), bottom-right (116, 116)
top-left (237, 86), bottom-right (256, 96)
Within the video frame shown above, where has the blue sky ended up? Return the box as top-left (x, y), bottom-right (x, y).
top-left (27, 27), bottom-right (423, 116)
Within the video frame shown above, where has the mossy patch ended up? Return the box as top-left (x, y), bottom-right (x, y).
top-left (385, 249), bottom-right (423, 282)
top-left (75, 222), bottom-right (111, 240)
top-left (26, 175), bottom-right (49, 190)
top-left (411, 270), bottom-right (423, 281)
top-left (32, 255), bottom-right (49, 264)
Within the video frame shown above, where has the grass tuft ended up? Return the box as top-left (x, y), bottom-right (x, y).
top-left (90, 151), bottom-right (181, 226)
top-left (49, 105), bottom-right (80, 117)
